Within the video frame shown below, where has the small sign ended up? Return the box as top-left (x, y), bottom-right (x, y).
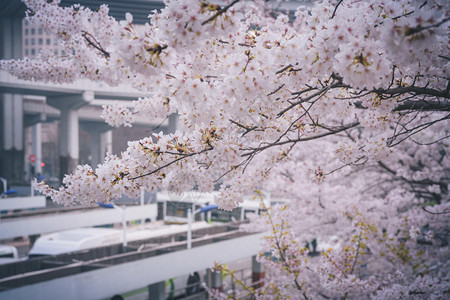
top-left (30, 154), bottom-right (36, 163)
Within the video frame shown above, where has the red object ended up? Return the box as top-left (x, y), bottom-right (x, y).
top-left (252, 271), bottom-right (265, 288)
top-left (30, 154), bottom-right (36, 163)
top-left (41, 162), bottom-right (45, 167)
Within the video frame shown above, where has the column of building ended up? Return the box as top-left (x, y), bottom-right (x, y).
top-left (82, 121), bottom-right (113, 168)
top-left (47, 91), bottom-right (94, 180)
top-left (0, 17), bottom-right (24, 184)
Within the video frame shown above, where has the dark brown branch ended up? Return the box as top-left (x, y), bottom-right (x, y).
top-left (422, 207), bottom-right (450, 215)
top-left (393, 100), bottom-right (450, 112)
top-left (374, 86), bottom-right (449, 99)
top-left (378, 161), bottom-right (396, 175)
top-left (392, 10), bottom-right (414, 21)
top-left (331, 0), bottom-right (344, 19)
top-left (412, 134), bottom-right (450, 145)
top-left (292, 86), bottom-right (316, 96)
top-left (82, 31), bottom-right (110, 58)
top-left (276, 64), bottom-right (292, 75)
top-left (405, 17), bottom-right (450, 36)
top-left (267, 84), bottom-right (285, 96)
top-left (388, 113), bottom-right (450, 147)
top-left (129, 147), bottom-right (213, 180)
top-left (278, 81), bottom-right (347, 117)
top-left (229, 119), bottom-right (257, 135)
top-left (242, 122), bottom-right (359, 156)
top-left (266, 209), bottom-right (309, 300)
top-left (201, 0), bottom-right (240, 25)
top-left (351, 233), bottom-right (362, 275)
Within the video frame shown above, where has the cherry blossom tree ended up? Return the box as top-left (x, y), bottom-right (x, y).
top-left (1, 0), bottom-right (449, 298)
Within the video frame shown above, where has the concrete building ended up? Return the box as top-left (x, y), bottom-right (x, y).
top-left (0, 0), bottom-right (168, 186)
top-left (22, 19), bottom-right (66, 58)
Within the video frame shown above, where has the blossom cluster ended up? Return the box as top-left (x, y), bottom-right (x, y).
top-left (2, 0), bottom-right (449, 298)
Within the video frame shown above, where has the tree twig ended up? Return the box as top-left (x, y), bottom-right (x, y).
top-left (82, 31), bottom-right (110, 58)
top-left (201, 0), bottom-right (241, 25)
top-left (331, 0), bottom-right (344, 19)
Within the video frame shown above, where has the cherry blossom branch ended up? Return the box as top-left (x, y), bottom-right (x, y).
top-left (275, 64), bottom-right (292, 74)
top-left (422, 207), bottom-right (450, 215)
top-left (405, 17), bottom-right (450, 36)
top-left (241, 121), bottom-right (360, 156)
top-left (229, 119), bottom-right (257, 136)
top-left (343, 232), bottom-right (363, 300)
top-left (393, 100), bottom-right (450, 112)
top-left (278, 81), bottom-right (348, 117)
top-left (82, 31), bottom-right (110, 58)
top-left (350, 232), bottom-right (362, 275)
top-left (375, 85), bottom-right (449, 100)
top-left (412, 134), bottom-right (450, 145)
top-left (212, 263), bottom-right (257, 298)
top-left (129, 147), bottom-right (213, 180)
top-left (387, 113), bottom-right (450, 147)
top-left (331, 0), bottom-right (344, 19)
top-left (201, 0), bottom-right (241, 25)
top-left (267, 84), bottom-right (285, 96)
top-left (266, 209), bottom-right (309, 300)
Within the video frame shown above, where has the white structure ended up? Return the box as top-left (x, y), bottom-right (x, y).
top-left (0, 204), bottom-right (157, 240)
top-left (0, 196), bottom-right (46, 211)
top-left (0, 232), bottom-right (265, 300)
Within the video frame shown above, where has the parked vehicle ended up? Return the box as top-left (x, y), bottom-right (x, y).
top-left (28, 222), bottom-right (213, 257)
top-left (28, 227), bottom-right (123, 257)
top-left (0, 245), bottom-right (21, 264)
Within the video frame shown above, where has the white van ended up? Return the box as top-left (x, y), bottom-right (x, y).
top-left (28, 227), bottom-right (122, 257)
top-left (0, 245), bottom-right (20, 264)
top-left (28, 222), bottom-right (213, 257)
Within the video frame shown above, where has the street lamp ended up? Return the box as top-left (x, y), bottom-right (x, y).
top-left (187, 204), bottom-right (218, 249)
top-left (98, 202), bottom-right (127, 247)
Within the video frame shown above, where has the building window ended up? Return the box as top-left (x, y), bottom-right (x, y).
top-left (25, 49), bottom-right (29, 56)
top-left (53, 39), bottom-right (58, 46)
top-left (25, 28), bottom-right (29, 35)
top-left (31, 49), bottom-right (35, 55)
top-left (61, 50), bottom-right (65, 56)
top-left (31, 28), bottom-right (35, 35)
top-left (38, 38), bottom-right (43, 45)
top-left (25, 39), bottom-right (28, 46)
top-left (31, 38), bottom-right (35, 45)
top-left (24, 19), bottom-right (29, 25)
top-left (54, 49), bottom-right (58, 55)
top-left (46, 38), bottom-right (51, 45)
top-left (38, 28), bottom-right (43, 35)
